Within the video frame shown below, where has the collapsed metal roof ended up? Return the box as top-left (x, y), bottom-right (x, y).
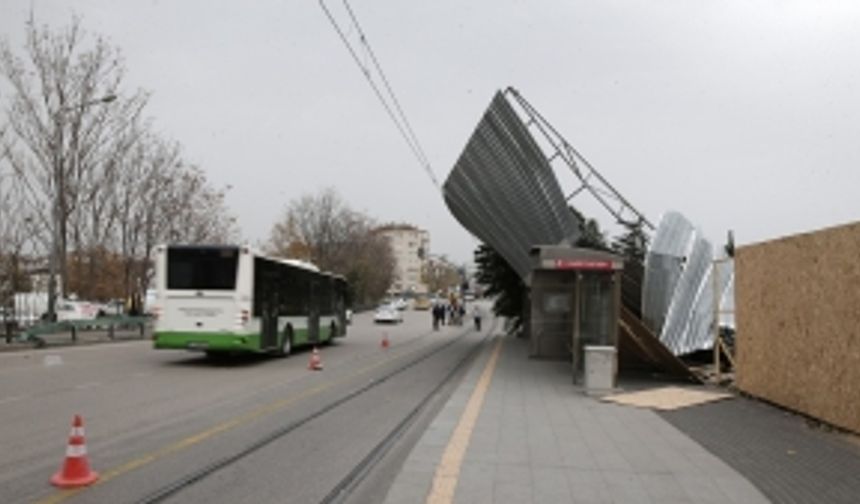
top-left (442, 88), bottom-right (734, 373)
top-left (442, 91), bottom-right (581, 280)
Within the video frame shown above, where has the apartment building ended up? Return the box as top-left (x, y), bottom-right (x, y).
top-left (375, 224), bottom-right (430, 295)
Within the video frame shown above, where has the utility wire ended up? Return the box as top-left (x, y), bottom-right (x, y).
top-left (319, 0), bottom-right (441, 189)
top-left (341, 0), bottom-right (433, 173)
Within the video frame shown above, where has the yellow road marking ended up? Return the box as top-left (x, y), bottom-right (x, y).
top-left (426, 336), bottom-right (504, 504)
top-left (34, 339), bottom-right (444, 504)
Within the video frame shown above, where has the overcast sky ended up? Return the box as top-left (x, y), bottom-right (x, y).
top-left (2, 1), bottom-right (859, 263)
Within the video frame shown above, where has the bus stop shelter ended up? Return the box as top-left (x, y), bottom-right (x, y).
top-left (528, 246), bottom-right (624, 385)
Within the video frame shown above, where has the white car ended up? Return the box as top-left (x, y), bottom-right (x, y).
top-left (393, 298), bottom-right (409, 311)
top-left (56, 301), bottom-right (100, 321)
top-left (374, 305), bottom-right (403, 324)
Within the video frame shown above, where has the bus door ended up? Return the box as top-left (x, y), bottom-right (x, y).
top-left (308, 278), bottom-right (320, 344)
top-left (260, 272), bottom-right (279, 350)
top-left (334, 281), bottom-right (346, 336)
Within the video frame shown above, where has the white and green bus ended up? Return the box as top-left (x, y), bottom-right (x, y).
top-left (153, 244), bottom-right (348, 356)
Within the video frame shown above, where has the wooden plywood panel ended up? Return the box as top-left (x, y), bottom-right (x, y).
top-left (736, 221), bottom-right (860, 434)
top-left (602, 386), bottom-right (731, 411)
top-left (618, 306), bottom-right (699, 380)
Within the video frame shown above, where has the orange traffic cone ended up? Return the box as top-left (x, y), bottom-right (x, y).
top-left (51, 414), bottom-right (99, 488)
top-left (308, 347), bottom-right (323, 371)
top-left (381, 333), bottom-right (390, 349)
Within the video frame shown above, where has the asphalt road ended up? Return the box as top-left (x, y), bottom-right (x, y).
top-left (0, 305), bottom-right (493, 504)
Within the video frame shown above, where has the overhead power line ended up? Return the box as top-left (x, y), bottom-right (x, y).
top-left (319, 0), bottom-right (441, 189)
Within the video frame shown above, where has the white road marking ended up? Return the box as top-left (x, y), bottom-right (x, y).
top-left (0, 395), bottom-right (23, 405)
top-left (43, 355), bottom-right (64, 367)
top-left (74, 382), bottom-right (102, 390)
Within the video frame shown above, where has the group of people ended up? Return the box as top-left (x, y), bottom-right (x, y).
top-left (431, 301), bottom-right (482, 331)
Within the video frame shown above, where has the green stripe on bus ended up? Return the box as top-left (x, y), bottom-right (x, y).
top-left (288, 326), bottom-right (334, 346)
top-left (154, 331), bottom-right (260, 352)
top-left (291, 327), bottom-right (310, 346)
top-left (154, 324), bottom-right (336, 353)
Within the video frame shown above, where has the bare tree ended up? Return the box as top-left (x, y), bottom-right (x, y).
top-left (159, 164), bottom-right (237, 245)
top-left (344, 228), bottom-right (397, 306)
top-left (0, 15), bottom-right (147, 297)
top-left (267, 188), bottom-right (394, 306)
top-left (114, 133), bottom-right (178, 303)
top-left (422, 256), bottom-right (461, 296)
top-left (268, 189), bottom-right (353, 267)
top-left (107, 133), bottom-right (237, 307)
top-left (70, 116), bottom-right (149, 299)
top-left (0, 158), bottom-right (37, 310)
top-left (1, 16), bottom-right (239, 308)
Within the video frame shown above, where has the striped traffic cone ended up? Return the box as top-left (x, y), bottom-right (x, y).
top-left (381, 332), bottom-right (390, 349)
top-left (51, 414), bottom-right (99, 488)
top-left (308, 347), bottom-right (323, 371)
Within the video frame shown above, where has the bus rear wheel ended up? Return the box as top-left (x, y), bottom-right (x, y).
top-left (277, 327), bottom-right (293, 358)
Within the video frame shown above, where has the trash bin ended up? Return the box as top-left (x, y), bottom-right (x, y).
top-left (584, 345), bottom-right (616, 394)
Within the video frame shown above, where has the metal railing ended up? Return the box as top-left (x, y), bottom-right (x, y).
top-left (6, 316), bottom-right (151, 347)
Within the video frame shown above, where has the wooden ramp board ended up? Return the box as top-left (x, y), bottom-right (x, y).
top-left (602, 386), bottom-right (732, 411)
top-left (618, 305), bottom-right (700, 381)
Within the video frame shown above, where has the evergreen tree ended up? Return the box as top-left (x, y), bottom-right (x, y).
top-left (570, 206), bottom-right (609, 251)
top-left (611, 218), bottom-right (649, 266)
top-left (474, 244), bottom-right (525, 328)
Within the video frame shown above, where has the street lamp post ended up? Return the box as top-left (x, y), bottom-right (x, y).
top-left (45, 94), bottom-right (116, 322)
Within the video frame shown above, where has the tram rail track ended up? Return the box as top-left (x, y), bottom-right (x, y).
top-left (321, 320), bottom-right (497, 504)
top-left (133, 319), bottom-right (497, 504)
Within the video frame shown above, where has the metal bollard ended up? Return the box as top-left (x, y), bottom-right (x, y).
top-left (108, 323), bottom-right (115, 340)
top-left (71, 325), bottom-right (77, 343)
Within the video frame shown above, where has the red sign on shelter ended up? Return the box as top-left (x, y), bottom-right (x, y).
top-left (553, 259), bottom-right (615, 271)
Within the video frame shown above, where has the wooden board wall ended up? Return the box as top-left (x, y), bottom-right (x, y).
top-left (736, 221), bottom-right (860, 434)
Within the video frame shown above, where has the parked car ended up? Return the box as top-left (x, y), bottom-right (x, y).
top-left (92, 300), bottom-right (124, 317)
top-left (56, 301), bottom-right (97, 321)
top-left (374, 304), bottom-right (403, 324)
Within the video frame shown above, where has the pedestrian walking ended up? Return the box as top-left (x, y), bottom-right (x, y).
top-left (472, 305), bottom-right (482, 331)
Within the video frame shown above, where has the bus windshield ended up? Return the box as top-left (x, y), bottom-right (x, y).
top-left (167, 246), bottom-right (239, 290)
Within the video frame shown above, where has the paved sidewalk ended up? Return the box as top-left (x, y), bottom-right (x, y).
top-left (660, 393), bottom-right (860, 503)
top-left (384, 329), bottom-right (770, 504)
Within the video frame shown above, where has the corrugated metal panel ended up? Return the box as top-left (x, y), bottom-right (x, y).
top-left (642, 212), bottom-right (696, 333)
top-left (643, 211), bottom-right (722, 356)
top-left (660, 236), bottom-right (714, 355)
top-left (443, 91), bottom-right (580, 280)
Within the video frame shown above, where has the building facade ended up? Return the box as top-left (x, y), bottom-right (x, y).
top-left (375, 224), bottom-right (430, 295)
